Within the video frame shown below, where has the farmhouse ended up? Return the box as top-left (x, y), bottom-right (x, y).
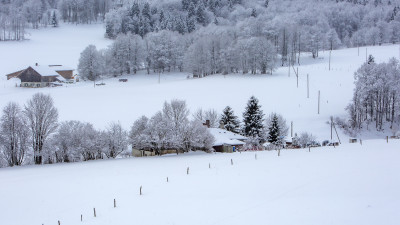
top-left (5, 64), bottom-right (75, 87)
top-left (208, 128), bottom-right (248, 153)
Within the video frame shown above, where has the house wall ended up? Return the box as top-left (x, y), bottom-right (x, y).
top-left (56, 70), bottom-right (73, 80)
top-left (19, 67), bottom-right (42, 82)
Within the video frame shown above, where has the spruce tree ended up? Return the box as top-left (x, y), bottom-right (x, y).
top-left (51, 11), bottom-right (58, 27)
top-left (220, 106), bottom-right (240, 133)
top-left (267, 114), bottom-right (280, 145)
top-left (242, 96), bottom-right (264, 139)
top-left (368, 55), bottom-right (375, 64)
top-left (196, 2), bottom-right (207, 26)
top-left (264, 0), bottom-right (269, 8)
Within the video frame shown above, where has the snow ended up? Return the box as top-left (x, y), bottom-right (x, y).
top-left (1, 25), bottom-right (399, 142)
top-left (208, 128), bottom-right (247, 146)
top-left (0, 139), bottom-right (399, 225)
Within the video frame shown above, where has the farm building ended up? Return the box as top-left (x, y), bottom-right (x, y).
top-left (208, 128), bottom-right (248, 153)
top-left (5, 64), bottom-right (75, 87)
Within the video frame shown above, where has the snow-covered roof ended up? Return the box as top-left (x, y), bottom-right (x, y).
top-left (208, 128), bottom-right (247, 146)
top-left (32, 65), bottom-right (60, 77)
top-left (49, 65), bottom-right (74, 71)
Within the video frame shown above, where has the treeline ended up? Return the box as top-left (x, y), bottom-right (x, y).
top-left (0, 0), bottom-right (116, 41)
top-left (0, 93), bottom-right (130, 167)
top-left (78, 29), bottom-right (278, 78)
top-left (347, 56), bottom-right (400, 131)
top-left (103, 0), bottom-right (400, 64)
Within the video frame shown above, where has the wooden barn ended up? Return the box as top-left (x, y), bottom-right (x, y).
top-left (5, 64), bottom-right (74, 87)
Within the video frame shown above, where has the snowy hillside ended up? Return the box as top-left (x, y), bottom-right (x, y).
top-left (0, 139), bottom-right (399, 225)
top-left (1, 25), bottom-right (399, 141)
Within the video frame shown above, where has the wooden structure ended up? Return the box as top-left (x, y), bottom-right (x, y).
top-left (6, 64), bottom-right (74, 88)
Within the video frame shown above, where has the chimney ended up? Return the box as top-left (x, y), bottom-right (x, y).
top-left (203, 120), bottom-right (210, 128)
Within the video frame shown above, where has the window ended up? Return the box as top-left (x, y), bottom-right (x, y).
top-left (24, 83), bottom-right (28, 87)
top-left (36, 84), bottom-right (40, 87)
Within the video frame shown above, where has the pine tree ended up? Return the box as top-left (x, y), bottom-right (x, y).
top-left (251, 8), bottom-right (257, 17)
top-left (51, 11), bottom-right (58, 27)
top-left (188, 2), bottom-right (196, 18)
top-left (186, 16), bottom-right (196, 33)
top-left (142, 2), bottom-right (151, 20)
top-left (368, 54), bottom-right (375, 64)
top-left (267, 114), bottom-right (280, 145)
top-left (264, 0), bottom-right (269, 8)
top-left (196, 2), bottom-right (207, 26)
top-left (220, 106), bottom-right (240, 133)
top-left (242, 96), bottom-right (264, 140)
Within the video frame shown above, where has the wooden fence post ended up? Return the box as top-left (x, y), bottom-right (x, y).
top-left (58, 220), bottom-right (60, 225)
top-left (81, 215), bottom-right (83, 222)
top-left (187, 167), bottom-right (189, 175)
top-left (231, 159), bottom-right (233, 165)
top-left (140, 186), bottom-right (142, 195)
top-left (93, 208), bottom-right (96, 217)
top-left (255, 154), bottom-right (257, 160)
top-left (114, 199), bottom-right (116, 208)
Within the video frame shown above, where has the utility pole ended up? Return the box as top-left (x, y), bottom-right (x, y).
top-left (307, 74), bottom-right (309, 98)
top-left (329, 50), bottom-right (331, 71)
top-left (318, 90), bottom-right (320, 114)
top-left (291, 121), bottom-right (293, 137)
top-left (330, 116), bottom-right (333, 140)
top-left (366, 47), bottom-right (368, 63)
top-left (296, 67), bottom-right (299, 88)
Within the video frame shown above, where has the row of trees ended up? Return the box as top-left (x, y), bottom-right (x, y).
top-left (0, 0), bottom-right (117, 41)
top-left (347, 57), bottom-right (400, 131)
top-left (78, 29), bottom-right (279, 79)
top-left (130, 100), bottom-right (215, 154)
top-left (103, 0), bottom-right (400, 63)
top-left (0, 93), bottom-right (129, 167)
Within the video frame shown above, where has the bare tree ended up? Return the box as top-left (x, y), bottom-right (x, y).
top-left (0, 102), bottom-right (29, 166)
top-left (24, 93), bottom-right (58, 165)
top-left (103, 122), bottom-right (128, 158)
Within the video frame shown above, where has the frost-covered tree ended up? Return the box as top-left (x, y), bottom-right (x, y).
top-left (265, 112), bottom-right (289, 144)
top-left (0, 102), bottom-right (29, 166)
top-left (24, 93), bottom-right (58, 165)
top-left (103, 122), bottom-right (128, 158)
top-left (242, 96), bottom-right (264, 140)
top-left (78, 44), bottom-right (103, 81)
top-left (220, 106), bottom-right (240, 133)
top-left (193, 108), bottom-right (220, 128)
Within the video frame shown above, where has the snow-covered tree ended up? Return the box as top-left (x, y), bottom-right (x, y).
top-left (242, 96), bottom-right (264, 141)
top-left (78, 44), bottom-right (103, 81)
top-left (220, 106), bottom-right (240, 133)
top-left (24, 93), bottom-right (58, 165)
top-left (103, 122), bottom-right (128, 158)
top-left (0, 102), bottom-right (29, 166)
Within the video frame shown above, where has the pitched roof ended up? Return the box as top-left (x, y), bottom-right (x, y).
top-left (208, 128), bottom-right (247, 146)
top-left (31, 66), bottom-right (60, 77)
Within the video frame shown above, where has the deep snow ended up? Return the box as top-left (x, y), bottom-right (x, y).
top-left (0, 139), bottom-right (399, 225)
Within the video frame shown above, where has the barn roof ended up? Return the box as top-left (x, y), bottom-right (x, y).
top-left (31, 66), bottom-right (60, 77)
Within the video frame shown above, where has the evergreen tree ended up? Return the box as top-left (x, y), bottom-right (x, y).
top-left (51, 11), bottom-right (58, 27)
top-left (242, 96), bottom-right (264, 140)
top-left (196, 2), bottom-right (207, 26)
top-left (182, 0), bottom-right (190, 10)
top-left (368, 54), bottom-right (375, 64)
top-left (264, 0), bottom-right (269, 8)
top-left (220, 106), bottom-right (240, 133)
top-left (188, 2), bottom-right (196, 18)
top-left (142, 2), bottom-right (151, 20)
top-left (267, 114), bottom-right (280, 145)
top-left (186, 16), bottom-right (196, 33)
top-left (251, 8), bottom-right (257, 17)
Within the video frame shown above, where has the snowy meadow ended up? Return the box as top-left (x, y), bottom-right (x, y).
top-left (0, 17), bottom-right (400, 225)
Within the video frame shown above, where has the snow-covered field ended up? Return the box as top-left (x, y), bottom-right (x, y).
top-left (0, 139), bottom-right (399, 225)
top-left (1, 24), bottom-right (400, 141)
top-left (1, 24), bottom-right (400, 225)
